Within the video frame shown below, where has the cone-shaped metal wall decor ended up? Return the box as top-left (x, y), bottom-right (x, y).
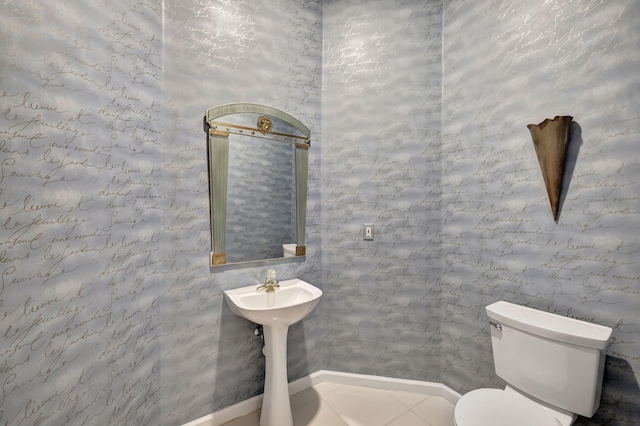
top-left (527, 116), bottom-right (573, 221)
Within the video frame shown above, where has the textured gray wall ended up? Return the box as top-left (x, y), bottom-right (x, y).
top-left (0, 1), bottom-right (322, 425)
top-left (320, 0), bottom-right (444, 381)
top-left (441, 1), bottom-right (640, 425)
top-left (161, 1), bottom-right (323, 424)
top-left (0, 1), bottom-right (165, 424)
top-left (1, 1), bottom-right (639, 425)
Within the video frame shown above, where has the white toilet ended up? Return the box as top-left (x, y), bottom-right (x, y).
top-left (454, 301), bottom-right (613, 426)
top-left (282, 243), bottom-right (296, 258)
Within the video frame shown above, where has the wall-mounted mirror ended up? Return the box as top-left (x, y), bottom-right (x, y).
top-left (204, 103), bottom-right (310, 267)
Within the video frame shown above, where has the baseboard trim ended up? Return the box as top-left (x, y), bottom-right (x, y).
top-left (182, 370), bottom-right (461, 426)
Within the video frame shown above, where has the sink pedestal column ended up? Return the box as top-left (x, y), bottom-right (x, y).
top-left (260, 325), bottom-right (293, 426)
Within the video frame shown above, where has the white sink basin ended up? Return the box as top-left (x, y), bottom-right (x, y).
top-left (224, 278), bottom-right (322, 327)
top-left (224, 278), bottom-right (322, 426)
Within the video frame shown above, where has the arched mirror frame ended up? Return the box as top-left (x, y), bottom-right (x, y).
top-left (204, 103), bottom-right (310, 267)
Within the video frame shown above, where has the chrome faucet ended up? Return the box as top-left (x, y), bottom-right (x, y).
top-left (257, 269), bottom-right (279, 293)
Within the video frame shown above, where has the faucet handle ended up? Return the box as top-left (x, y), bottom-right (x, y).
top-left (266, 269), bottom-right (277, 284)
top-left (257, 269), bottom-right (279, 293)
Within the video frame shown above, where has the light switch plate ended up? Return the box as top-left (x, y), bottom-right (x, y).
top-left (363, 223), bottom-right (374, 240)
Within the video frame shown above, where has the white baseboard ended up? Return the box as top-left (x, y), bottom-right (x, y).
top-left (182, 370), bottom-right (461, 426)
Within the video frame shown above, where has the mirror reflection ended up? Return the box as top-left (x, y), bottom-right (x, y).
top-left (226, 116), bottom-right (295, 262)
top-left (204, 103), bottom-right (310, 267)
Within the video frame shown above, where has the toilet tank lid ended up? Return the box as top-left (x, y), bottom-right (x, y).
top-left (486, 301), bottom-right (613, 350)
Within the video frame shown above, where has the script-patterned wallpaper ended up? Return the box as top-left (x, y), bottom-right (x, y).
top-left (1, 1), bottom-right (322, 425)
top-left (0, 1), bottom-right (164, 424)
top-left (2, 0), bottom-right (638, 425)
top-left (441, 1), bottom-right (640, 425)
top-left (161, 0), bottom-right (323, 424)
top-left (320, 0), bottom-right (444, 381)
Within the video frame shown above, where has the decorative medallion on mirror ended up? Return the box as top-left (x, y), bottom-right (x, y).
top-left (204, 103), bottom-right (310, 267)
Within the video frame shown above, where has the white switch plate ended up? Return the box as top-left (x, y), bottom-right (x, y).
top-left (363, 223), bottom-right (374, 240)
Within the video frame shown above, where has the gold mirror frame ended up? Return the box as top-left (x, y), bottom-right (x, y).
top-left (204, 103), bottom-right (310, 267)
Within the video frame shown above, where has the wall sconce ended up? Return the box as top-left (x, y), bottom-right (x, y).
top-left (527, 116), bottom-right (573, 222)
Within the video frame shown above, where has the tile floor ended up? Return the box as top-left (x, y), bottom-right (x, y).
top-left (220, 382), bottom-right (456, 426)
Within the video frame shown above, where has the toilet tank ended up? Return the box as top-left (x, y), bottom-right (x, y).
top-left (486, 301), bottom-right (612, 418)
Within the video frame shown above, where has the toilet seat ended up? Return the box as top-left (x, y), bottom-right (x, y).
top-left (454, 389), bottom-right (561, 426)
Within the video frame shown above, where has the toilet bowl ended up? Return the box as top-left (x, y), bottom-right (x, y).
top-left (455, 387), bottom-right (574, 426)
top-left (454, 301), bottom-right (612, 426)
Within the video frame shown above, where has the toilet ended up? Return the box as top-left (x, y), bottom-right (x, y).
top-left (282, 243), bottom-right (296, 258)
top-left (454, 301), bottom-right (613, 426)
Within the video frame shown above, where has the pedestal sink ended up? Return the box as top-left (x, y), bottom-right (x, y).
top-left (224, 279), bottom-right (322, 426)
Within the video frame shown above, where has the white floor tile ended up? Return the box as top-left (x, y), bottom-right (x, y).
top-left (387, 389), bottom-right (429, 409)
top-left (293, 398), bottom-right (348, 426)
top-left (412, 396), bottom-right (456, 426)
top-left (220, 384), bottom-right (456, 426)
top-left (291, 381), bottom-right (343, 409)
top-left (322, 385), bottom-right (408, 426)
top-left (219, 410), bottom-right (260, 426)
top-left (291, 387), bottom-right (322, 409)
top-left (311, 381), bottom-right (343, 396)
top-left (386, 411), bottom-right (432, 426)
